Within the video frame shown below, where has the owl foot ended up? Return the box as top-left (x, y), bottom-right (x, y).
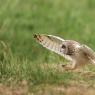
top-left (62, 64), bottom-right (76, 71)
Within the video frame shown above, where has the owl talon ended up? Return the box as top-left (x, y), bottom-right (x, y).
top-left (62, 64), bottom-right (71, 71)
top-left (62, 64), bottom-right (76, 71)
top-left (62, 64), bottom-right (66, 67)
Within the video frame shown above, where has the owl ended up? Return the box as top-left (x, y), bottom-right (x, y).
top-left (34, 34), bottom-right (95, 70)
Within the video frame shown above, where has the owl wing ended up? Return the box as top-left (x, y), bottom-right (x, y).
top-left (34, 34), bottom-right (72, 61)
top-left (80, 44), bottom-right (95, 64)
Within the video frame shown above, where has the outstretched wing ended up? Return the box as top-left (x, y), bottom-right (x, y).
top-left (34, 34), bottom-right (72, 61)
top-left (80, 44), bottom-right (95, 64)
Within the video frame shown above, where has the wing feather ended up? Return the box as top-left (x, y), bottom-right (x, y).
top-left (81, 44), bottom-right (95, 64)
top-left (34, 34), bottom-right (72, 61)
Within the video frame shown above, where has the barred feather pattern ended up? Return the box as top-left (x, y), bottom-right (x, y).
top-left (34, 34), bottom-right (95, 69)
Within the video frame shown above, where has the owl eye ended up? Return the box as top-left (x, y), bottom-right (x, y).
top-left (61, 44), bottom-right (66, 49)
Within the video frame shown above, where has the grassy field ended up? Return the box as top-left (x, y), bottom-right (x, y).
top-left (0, 0), bottom-right (95, 95)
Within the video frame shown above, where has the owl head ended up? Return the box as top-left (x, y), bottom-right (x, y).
top-left (60, 41), bottom-right (80, 56)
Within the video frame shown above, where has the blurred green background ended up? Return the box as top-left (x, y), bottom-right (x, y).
top-left (0, 0), bottom-right (95, 63)
top-left (0, 0), bottom-right (95, 94)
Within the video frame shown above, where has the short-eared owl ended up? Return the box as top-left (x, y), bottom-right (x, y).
top-left (34, 34), bottom-right (95, 70)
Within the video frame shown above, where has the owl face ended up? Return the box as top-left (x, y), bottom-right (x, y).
top-left (60, 41), bottom-right (80, 56)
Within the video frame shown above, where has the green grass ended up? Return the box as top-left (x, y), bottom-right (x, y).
top-left (0, 0), bottom-right (95, 94)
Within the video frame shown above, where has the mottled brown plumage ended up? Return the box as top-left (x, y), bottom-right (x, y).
top-left (34, 34), bottom-right (95, 70)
